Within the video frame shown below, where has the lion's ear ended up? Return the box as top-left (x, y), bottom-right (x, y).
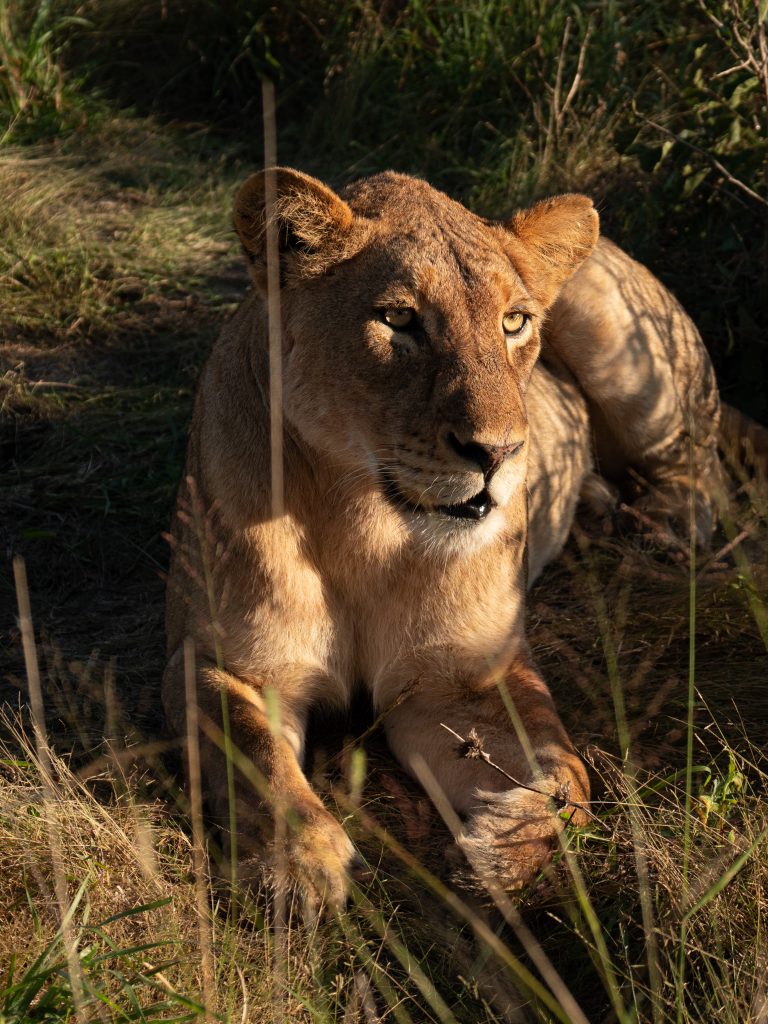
top-left (503, 195), bottom-right (599, 307)
top-left (233, 168), bottom-right (362, 292)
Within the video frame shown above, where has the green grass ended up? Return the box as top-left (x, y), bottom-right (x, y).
top-left (2, 1), bottom-right (768, 1021)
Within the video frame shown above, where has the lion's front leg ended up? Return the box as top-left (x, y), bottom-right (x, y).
top-left (163, 652), bottom-right (356, 909)
top-left (382, 665), bottom-right (589, 891)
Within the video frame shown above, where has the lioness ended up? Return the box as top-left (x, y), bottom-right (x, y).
top-left (163, 168), bottom-right (721, 905)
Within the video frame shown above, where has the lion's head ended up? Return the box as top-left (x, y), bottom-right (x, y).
top-left (233, 169), bottom-right (598, 551)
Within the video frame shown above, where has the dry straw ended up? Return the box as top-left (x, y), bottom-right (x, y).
top-left (13, 556), bottom-right (86, 1018)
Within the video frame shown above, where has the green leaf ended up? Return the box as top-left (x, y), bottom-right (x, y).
top-left (94, 897), bottom-right (172, 927)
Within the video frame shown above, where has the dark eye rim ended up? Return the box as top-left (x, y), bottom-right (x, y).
top-left (502, 311), bottom-right (530, 336)
top-left (380, 307), bottom-right (417, 330)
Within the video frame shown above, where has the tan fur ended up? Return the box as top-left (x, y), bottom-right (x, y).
top-left (163, 168), bottom-right (721, 905)
top-left (543, 237), bottom-right (723, 542)
top-left (719, 403), bottom-right (768, 473)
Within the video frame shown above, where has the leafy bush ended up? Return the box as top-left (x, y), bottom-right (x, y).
top-left (1, 0), bottom-right (766, 413)
top-left (0, 0), bottom-right (91, 141)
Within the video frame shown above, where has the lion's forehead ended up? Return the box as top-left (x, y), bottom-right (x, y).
top-left (344, 172), bottom-right (519, 299)
top-left (359, 221), bottom-right (520, 315)
top-left (386, 224), bottom-right (508, 274)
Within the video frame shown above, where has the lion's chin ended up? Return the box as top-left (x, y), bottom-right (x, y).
top-left (380, 472), bottom-right (508, 555)
top-left (406, 500), bottom-right (506, 556)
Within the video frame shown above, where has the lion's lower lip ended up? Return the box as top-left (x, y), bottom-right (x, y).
top-left (436, 488), bottom-right (495, 520)
top-left (382, 472), bottom-right (495, 522)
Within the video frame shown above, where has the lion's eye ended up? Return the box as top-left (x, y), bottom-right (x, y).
top-left (383, 308), bottom-right (415, 330)
top-left (502, 312), bottom-right (528, 335)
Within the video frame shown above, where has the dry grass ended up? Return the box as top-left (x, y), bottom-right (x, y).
top-left (0, 120), bottom-right (238, 349)
top-left (2, 685), bottom-right (767, 1022)
top-left (0, 712), bottom-right (263, 1022)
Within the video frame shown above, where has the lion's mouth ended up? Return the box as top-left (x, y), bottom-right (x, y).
top-left (382, 472), bottom-right (496, 522)
top-left (435, 487), bottom-right (496, 520)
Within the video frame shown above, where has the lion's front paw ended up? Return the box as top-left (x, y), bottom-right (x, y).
top-left (280, 805), bottom-right (359, 910)
top-left (457, 786), bottom-right (578, 892)
top-left (230, 804), bottom-right (358, 914)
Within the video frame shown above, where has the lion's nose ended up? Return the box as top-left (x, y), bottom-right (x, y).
top-left (444, 430), bottom-right (525, 479)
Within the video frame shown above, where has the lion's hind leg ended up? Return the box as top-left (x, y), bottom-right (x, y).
top-left (544, 237), bottom-right (723, 546)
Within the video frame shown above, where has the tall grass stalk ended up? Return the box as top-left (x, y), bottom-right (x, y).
top-left (334, 911), bottom-right (416, 1024)
top-left (340, 794), bottom-right (584, 1024)
top-left (676, 418), bottom-right (699, 1021)
top-left (410, 753), bottom-right (591, 1024)
top-left (183, 637), bottom-right (215, 1022)
top-left (572, 531), bottom-right (663, 1023)
top-left (713, 485), bottom-right (768, 652)
top-left (262, 78), bottom-right (285, 521)
top-left (0, 0), bottom-right (85, 140)
top-left (186, 476), bottom-right (239, 910)
top-left (260, 80), bottom-right (290, 1022)
top-left (355, 892), bottom-right (460, 1024)
top-left (496, 673), bottom-right (632, 1020)
top-left (12, 555), bottom-right (85, 1018)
